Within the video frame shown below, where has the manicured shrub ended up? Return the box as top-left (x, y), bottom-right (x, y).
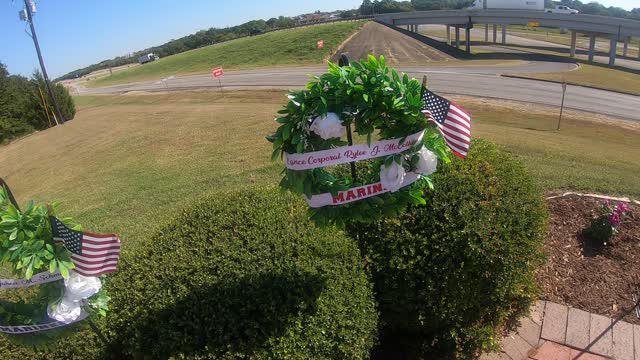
top-left (103, 188), bottom-right (378, 359)
top-left (348, 139), bottom-right (547, 359)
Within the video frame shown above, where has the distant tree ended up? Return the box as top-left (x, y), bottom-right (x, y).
top-left (411, 0), bottom-right (474, 10)
top-left (0, 63), bottom-right (75, 142)
top-left (360, 0), bottom-right (374, 14)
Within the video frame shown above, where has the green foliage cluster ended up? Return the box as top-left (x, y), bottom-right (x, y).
top-left (103, 188), bottom-right (378, 359)
top-left (557, 0), bottom-right (640, 19)
top-left (360, 0), bottom-right (638, 18)
top-left (0, 63), bottom-right (75, 143)
top-left (0, 187), bottom-right (109, 350)
top-left (359, 0), bottom-right (475, 14)
top-left (348, 139), bottom-right (547, 358)
top-left (268, 56), bottom-right (450, 225)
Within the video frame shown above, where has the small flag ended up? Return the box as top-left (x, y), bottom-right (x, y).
top-left (421, 88), bottom-right (472, 159)
top-left (50, 216), bottom-right (121, 277)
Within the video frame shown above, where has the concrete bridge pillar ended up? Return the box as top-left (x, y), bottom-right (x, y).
top-left (455, 26), bottom-right (460, 48)
top-left (622, 36), bottom-right (629, 57)
top-left (569, 30), bottom-right (577, 57)
top-left (406, 25), bottom-right (410, 31)
top-left (446, 25), bottom-right (451, 45)
top-left (588, 34), bottom-right (596, 62)
top-left (485, 24), bottom-right (488, 42)
top-left (466, 25), bottom-right (471, 53)
top-left (501, 25), bottom-right (507, 45)
top-left (609, 36), bottom-right (617, 66)
top-left (492, 24), bottom-right (497, 43)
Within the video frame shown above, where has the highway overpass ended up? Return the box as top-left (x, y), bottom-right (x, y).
top-left (376, 10), bottom-right (640, 66)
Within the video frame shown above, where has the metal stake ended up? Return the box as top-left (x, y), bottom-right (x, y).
top-left (557, 81), bottom-right (567, 131)
top-left (339, 54), bottom-right (357, 182)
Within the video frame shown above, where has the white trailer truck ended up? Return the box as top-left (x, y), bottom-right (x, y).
top-left (137, 53), bottom-right (159, 64)
top-left (469, 0), bottom-right (544, 11)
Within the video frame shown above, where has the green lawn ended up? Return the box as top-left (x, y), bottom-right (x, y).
top-left (520, 63), bottom-right (640, 95)
top-left (88, 21), bottom-right (365, 87)
top-left (2, 90), bottom-right (638, 254)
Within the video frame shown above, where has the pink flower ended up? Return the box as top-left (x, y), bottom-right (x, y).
top-left (615, 202), bottom-right (628, 214)
top-left (609, 212), bottom-right (621, 226)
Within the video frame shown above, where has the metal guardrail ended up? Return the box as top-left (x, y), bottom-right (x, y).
top-left (376, 10), bottom-right (640, 39)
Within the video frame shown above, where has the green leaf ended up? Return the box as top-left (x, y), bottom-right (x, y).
top-left (59, 261), bottom-right (69, 279)
top-left (271, 148), bottom-right (281, 161)
top-left (49, 259), bottom-right (58, 273)
top-left (25, 265), bottom-right (33, 280)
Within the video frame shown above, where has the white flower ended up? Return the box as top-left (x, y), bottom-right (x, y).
top-left (310, 112), bottom-right (345, 140)
top-left (415, 148), bottom-right (438, 176)
top-left (64, 271), bottom-right (102, 301)
top-left (47, 295), bottom-right (83, 324)
top-left (380, 161), bottom-right (406, 192)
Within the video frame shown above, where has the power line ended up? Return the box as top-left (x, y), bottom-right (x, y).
top-left (20, 0), bottom-right (66, 124)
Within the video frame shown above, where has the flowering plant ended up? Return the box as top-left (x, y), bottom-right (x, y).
top-left (583, 200), bottom-right (629, 246)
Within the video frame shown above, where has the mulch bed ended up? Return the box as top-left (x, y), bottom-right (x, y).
top-left (537, 194), bottom-right (640, 325)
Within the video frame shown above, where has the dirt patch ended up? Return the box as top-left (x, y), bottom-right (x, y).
top-left (331, 22), bottom-right (452, 64)
top-left (537, 194), bottom-right (640, 324)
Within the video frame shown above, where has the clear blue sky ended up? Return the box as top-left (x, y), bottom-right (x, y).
top-left (0, 0), bottom-right (636, 78)
top-left (0, 0), bottom-right (361, 78)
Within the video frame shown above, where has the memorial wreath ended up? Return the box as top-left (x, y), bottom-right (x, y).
top-left (268, 55), bottom-right (451, 225)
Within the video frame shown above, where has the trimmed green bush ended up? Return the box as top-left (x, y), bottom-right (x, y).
top-left (103, 188), bottom-right (378, 359)
top-left (348, 139), bottom-right (547, 359)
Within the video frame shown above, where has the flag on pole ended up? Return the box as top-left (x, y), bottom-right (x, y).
top-left (420, 88), bottom-right (472, 159)
top-left (50, 216), bottom-right (121, 277)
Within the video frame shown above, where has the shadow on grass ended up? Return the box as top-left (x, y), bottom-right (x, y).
top-left (103, 270), bottom-right (326, 359)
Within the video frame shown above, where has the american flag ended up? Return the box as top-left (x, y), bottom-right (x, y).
top-left (421, 88), bottom-right (472, 159)
top-left (50, 216), bottom-right (121, 277)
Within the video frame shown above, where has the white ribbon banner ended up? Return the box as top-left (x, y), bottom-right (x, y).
top-left (0, 270), bottom-right (62, 289)
top-left (305, 172), bottom-right (421, 208)
top-left (285, 130), bottom-right (425, 171)
top-left (0, 312), bottom-right (88, 334)
top-left (0, 271), bottom-right (90, 334)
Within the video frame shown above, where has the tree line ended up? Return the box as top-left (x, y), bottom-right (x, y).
top-left (359, 0), bottom-right (639, 18)
top-left (0, 62), bottom-right (75, 143)
top-left (56, 16), bottom-right (319, 81)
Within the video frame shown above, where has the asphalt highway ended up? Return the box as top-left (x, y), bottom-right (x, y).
top-left (77, 62), bottom-right (640, 121)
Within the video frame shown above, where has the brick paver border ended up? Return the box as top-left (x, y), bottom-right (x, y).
top-left (480, 300), bottom-right (640, 360)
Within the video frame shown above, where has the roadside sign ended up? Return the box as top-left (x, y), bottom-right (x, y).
top-left (317, 39), bottom-right (324, 49)
top-left (212, 67), bottom-right (224, 78)
top-left (527, 21), bottom-right (540, 27)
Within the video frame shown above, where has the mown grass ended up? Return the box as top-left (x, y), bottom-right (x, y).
top-left (2, 90), bottom-right (638, 253)
top-left (521, 63), bottom-right (640, 95)
top-left (1, 89), bottom-right (638, 358)
top-left (88, 21), bottom-right (365, 87)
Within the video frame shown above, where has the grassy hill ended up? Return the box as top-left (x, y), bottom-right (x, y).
top-left (89, 21), bottom-right (365, 87)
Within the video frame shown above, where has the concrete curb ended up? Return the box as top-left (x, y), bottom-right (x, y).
top-left (545, 192), bottom-right (640, 205)
top-left (500, 74), bottom-right (640, 97)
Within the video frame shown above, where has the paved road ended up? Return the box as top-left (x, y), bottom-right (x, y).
top-left (76, 63), bottom-right (639, 121)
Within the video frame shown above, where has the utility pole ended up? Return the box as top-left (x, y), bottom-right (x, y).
top-left (22, 0), bottom-right (65, 124)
